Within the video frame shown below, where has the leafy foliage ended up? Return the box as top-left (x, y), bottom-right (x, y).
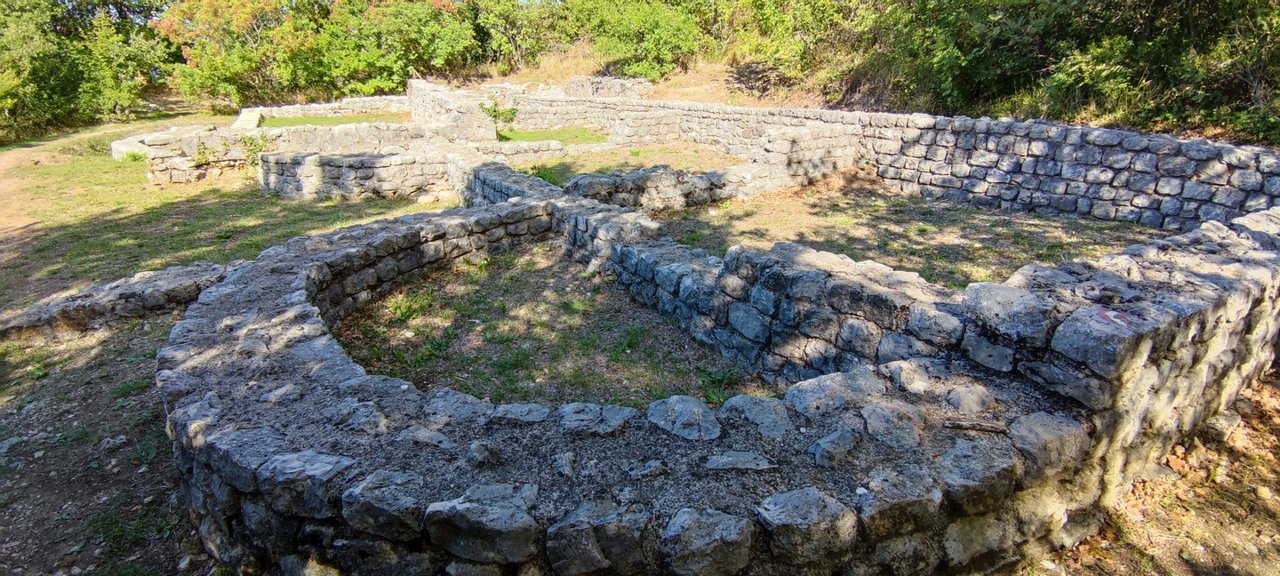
top-left (566, 0), bottom-right (705, 81)
top-left (2, 0), bottom-right (1279, 144)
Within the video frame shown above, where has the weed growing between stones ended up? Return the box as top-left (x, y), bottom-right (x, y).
top-left (335, 242), bottom-right (766, 407)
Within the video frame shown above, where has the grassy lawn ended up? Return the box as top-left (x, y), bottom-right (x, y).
top-left (259, 112), bottom-right (411, 127)
top-left (0, 115), bottom-right (454, 312)
top-left (660, 176), bottom-right (1164, 289)
top-left (497, 126), bottom-right (608, 145)
top-left (517, 141), bottom-right (743, 186)
top-left (334, 242), bottom-right (765, 407)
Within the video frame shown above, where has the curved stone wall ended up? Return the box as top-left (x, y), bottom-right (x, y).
top-left (161, 197), bottom-right (1098, 575)
top-left (159, 163), bottom-right (1280, 575)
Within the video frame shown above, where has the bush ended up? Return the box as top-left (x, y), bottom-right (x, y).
top-left (567, 0), bottom-right (705, 81)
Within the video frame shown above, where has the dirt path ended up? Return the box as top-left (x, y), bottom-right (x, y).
top-left (0, 149), bottom-right (44, 234)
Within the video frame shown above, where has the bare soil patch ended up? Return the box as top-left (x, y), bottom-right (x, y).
top-left (660, 176), bottom-right (1165, 289)
top-left (0, 317), bottom-right (211, 576)
top-left (334, 242), bottom-right (765, 407)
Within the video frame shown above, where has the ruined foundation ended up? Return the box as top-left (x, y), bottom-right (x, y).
top-left (90, 79), bottom-right (1280, 575)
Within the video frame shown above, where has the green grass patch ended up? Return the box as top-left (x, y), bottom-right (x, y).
top-left (1, 138), bottom-right (456, 309)
top-left (259, 112), bottom-right (411, 127)
top-left (335, 244), bottom-right (764, 406)
top-left (497, 126), bottom-right (607, 145)
top-left (110, 378), bottom-right (150, 400)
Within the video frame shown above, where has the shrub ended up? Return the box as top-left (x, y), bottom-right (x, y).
top-left (568, 0), bottom-right (705, 81)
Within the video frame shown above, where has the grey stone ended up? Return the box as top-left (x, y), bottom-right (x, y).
top-left (876, 332), bottom-right (940, 363)
top-left (835, 316), bottom-right (881, 358)
top-left (468, 441), bottom-right (498, 465)
top-left (559, 403), bottom-right (637, 435)
top-left (785, 367), bottom-right (886, 419)
top-left (962, 283), bottom-right (1053, 346)
top-left (879, 358), bottom-right (950, 395)
top-left (256, 450), bottom-right (355, 518)
top-left (1019, 361), bottom-right (1113, 410)
top-left (648, 396), bottom-right (721, 440)
top-left (755, 487), bottom-right (858, 565)
top-left (626, 459), bottom-right (668, 480)
top-left (659, 508), bottom-right (754, 576)
top-left (546, 500), bottom-right (651, 576)
top-left (396, 425), bottom-right (457, 449)
top-left (1051, 305), bottom-right (1174, 379)
top-left (906, 303), bottom-right (964, 346)
top-left (861, 400), bottom-right (924, 449)
top-left (341, 470), bottom-right (425, 541)
top-left (859, 468), bottom-right (943, 540)
top-left (705, 451), bottom-right (776, 470)
top-left (493, 403), bottom-right (550, 424)
top-left (1009, 412), bottom-right (1090, 478)
top-left (203, 427), bottom-right (286, 492)
top-left (424, 484), bottom-right (540, 565)
top-left (423, 388), bottom-right (495, 426)
top-left (938, 438), bottom-right (1022, 514)
top-left (259, 384), bottom-right (301, 404)
top-left (1203, 410), bottom-right (1242, 442)
top-left (728, 302), bottom-right (770, 343)
top-left (946, 385), bottom-right (995, 414)
top-left (944, 513), bottom-right (1013, 567)
top-left (810, 427), bottom-right (857, 467)
top-left (718, 395), bottom-right (793, 439)
top-left (445, 562), bottom-right (501, 576)
top-left (961, 331), bottom-right (1015, 372)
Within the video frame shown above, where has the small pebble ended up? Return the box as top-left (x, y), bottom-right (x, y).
top-left (1257, 486), bottom-right (1274, 500)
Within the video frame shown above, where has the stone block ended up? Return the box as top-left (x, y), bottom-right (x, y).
top-left (660, 508), bottom-right (753, 576)
top-left (755, 487), bottom-right (858, 565)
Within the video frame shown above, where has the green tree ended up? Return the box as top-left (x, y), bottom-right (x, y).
top-left (77, 10), bottom-right (167, 120)
top-left (0, 0), bottom-right (82, 140)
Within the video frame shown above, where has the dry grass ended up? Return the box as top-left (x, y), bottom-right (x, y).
top-left (494, 42), bottom-right (605, 86)
top-left (259, 112), bottom-right (410, 127)
top-left (334, 242), bottom-right (765, 407)
top-left (660, 176), bottom-right (1164, 289)
top-left (1029, 379), bottom-right (1280, 576)
top-left (516, 141), bottom-right (743, 186)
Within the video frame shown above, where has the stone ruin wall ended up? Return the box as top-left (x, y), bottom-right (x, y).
top-left (232, 95), bottom-right (411, 128)
top-left (258, 151), bottom-right (460, 203)
top-left (150, 156), bottom-right (1280, 574)
top-left (564, 75), bottom-right (654, 99)
top-left (495, 90), bottom-right (1280, 230)
top-left (139, 123), bottom-right (438, 185)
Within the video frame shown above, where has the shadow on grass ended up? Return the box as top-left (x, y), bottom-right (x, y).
top-left (0, 181), bottom-right (437, 310)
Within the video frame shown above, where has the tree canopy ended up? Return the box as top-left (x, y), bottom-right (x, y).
top-left (2, 0), bottom-right (1278, 144)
